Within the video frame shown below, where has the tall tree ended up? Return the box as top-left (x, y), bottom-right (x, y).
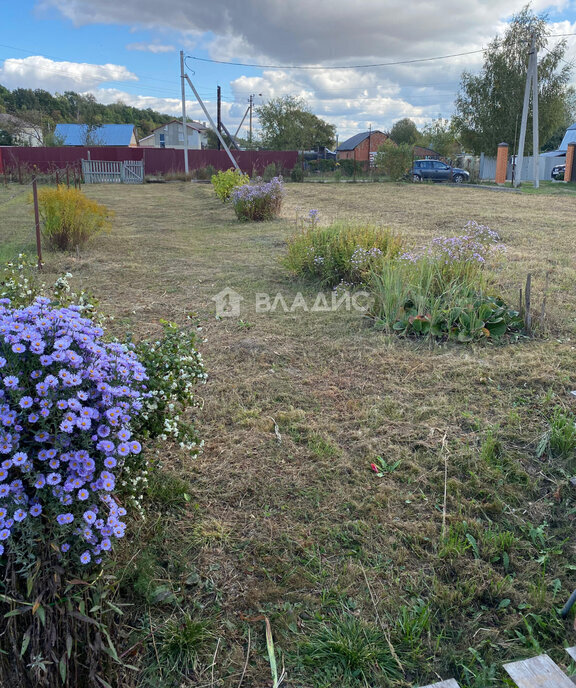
top-left (256, 96), bottom-right (336, 150)
top-left (421, 119), bottom-right (461, 159)
top-left (389, 118), bottom-right (420, 146)
top-left (453, 5), bottom-right (573, 155)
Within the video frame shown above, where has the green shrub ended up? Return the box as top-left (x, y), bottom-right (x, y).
top-left (193, 165), bottom-right (216, 180)
top-left (337, 159), bottom-right (364, 177)
top-left (211, 168), bottom-right (249, 202)
top-left (231, 176), bottom-right (285, 221)
top-left (36, 185), bottom-right (112, 250)
top-left (537, 408), bottom-right (576, 459)
top-left (262, 162), bottom-right (278, 181)
top-left (290, 164), bottom-right (304, 182)
top-left (374, 140), bottom-right (413, 180)
top-left (284, 219), bottom-right (403, 287)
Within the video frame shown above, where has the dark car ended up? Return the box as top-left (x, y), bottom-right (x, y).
top-left (410, 159), bottom-right (469, 183)
top-left (551, 164), bottom-right (566, 180)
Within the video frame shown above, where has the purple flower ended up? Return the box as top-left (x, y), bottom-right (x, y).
top-left (80, 551), bottom-right (91, 564)
top-left (13, 509), bottom-right (26, 522)
top-left (30, 504), bottom-right (42, 516)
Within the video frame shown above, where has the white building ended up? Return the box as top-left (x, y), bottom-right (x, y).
top-left (139, 120), bottom-right (209, 150)
top-left (0, 114), bottom-right (43, 146)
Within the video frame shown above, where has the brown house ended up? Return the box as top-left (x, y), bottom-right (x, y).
top-left (336, 130), bottom-right (390, 163)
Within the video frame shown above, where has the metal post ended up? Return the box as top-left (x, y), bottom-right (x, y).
top-left (217, 85), bottom-right (222, 151)
top-left (180, 50), bottom-right (189, 175)
top-left (32, 179), bottom-right (43, 270)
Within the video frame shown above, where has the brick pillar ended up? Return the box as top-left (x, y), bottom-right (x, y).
top-left (564, 143), bottom-right (575, 182)
top-left (495, 143), bottom-right (508, 185)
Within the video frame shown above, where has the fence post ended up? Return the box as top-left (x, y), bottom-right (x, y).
top-left (564, 143), bottom-right (576, 182)
top-left (32, 180), bottom-right (43, 270)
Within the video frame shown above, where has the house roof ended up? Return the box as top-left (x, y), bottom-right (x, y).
top-left (149, 119), bottom-right (209, 134)
top-left (54, 123), bottom-right (136, 146)
top-left (558, 122), bottom-right (576, 151)
top-left (336, 130), bottom-right (386, 151)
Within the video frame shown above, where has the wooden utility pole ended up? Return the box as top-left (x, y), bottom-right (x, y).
top-left (180, 50), bottom-right (189, 174)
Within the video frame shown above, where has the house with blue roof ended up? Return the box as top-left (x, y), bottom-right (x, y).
top-left (53, 123), bottom-right (138, 147)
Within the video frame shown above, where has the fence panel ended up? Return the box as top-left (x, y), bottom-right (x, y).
top-left (480, 155), bottom-right (565, 181)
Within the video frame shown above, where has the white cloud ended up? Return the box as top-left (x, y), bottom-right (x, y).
top-left (126, 42), bottom-right (175, 53)
top-left (0, 56), bottom-right (137, 91)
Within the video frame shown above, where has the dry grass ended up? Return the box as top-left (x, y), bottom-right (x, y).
top-left (2, 181), bottom-right (576, 687)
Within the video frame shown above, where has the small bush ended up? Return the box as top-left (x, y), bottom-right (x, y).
top-left (537, 408), bottom-right (576, 459)
top-left (211, 168), bottom-right (249, 202)
top-left (193, 165), bottom-right (216, 180)
top-left (290, 165), bottom-right (304, 182)
top-left (262, 162), bottom-right (278, 181)
top-left (231, 176), bottom-right (285, 221)
top-left (284, 218), bottom-right (403, 287)
top-left (36, 185), bottom-right (112, 250)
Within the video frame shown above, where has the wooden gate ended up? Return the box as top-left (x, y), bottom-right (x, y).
top-left (81, 159), bottom-right (144, 184)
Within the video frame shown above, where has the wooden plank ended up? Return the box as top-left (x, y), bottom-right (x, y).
top-left (417, 680), bottom-right (460, 688)
top-left (566, 647), bottom-right (576, 663)
top-left (504, 654), bottom-right (574, 688)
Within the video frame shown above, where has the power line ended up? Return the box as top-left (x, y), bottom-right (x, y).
top-left (185, 49), bottom-right (486, 71)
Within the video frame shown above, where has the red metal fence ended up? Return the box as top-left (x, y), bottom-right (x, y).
top-left (0, 146), bottom-right (298, 177)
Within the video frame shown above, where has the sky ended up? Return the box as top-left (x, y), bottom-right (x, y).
top-left (1, 0), bottom-right (576, 144)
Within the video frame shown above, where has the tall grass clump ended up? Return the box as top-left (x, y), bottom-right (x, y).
top-left (284, 215), bottom-right (403, 287)
top-left (369, 221), bottom-right (523, 341)
top-left (231, 176), bottom-right (284, 221)
top-left (211, 168), bottom-right (249, 202)
top-left (36, 185), bottom-right (112, 251)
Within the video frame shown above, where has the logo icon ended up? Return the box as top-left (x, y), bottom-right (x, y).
top-left (212, 288), bottom-right (243, 318)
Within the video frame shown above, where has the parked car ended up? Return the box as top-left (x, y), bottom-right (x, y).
top-left (410, 159), bottom-right (470, 183)
top-left (551, 164), bottom-right (566, 180)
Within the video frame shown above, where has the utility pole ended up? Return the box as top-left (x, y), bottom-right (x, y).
top-left (514, 34), bottom-right (537, 188)
top-left (249, 94), bottom-right (254, 147)
top-left (217, 86), bottom-right (222, 151)
top-left (180, 50), bottom-right (189, 175)
top-left (248, 93), bottom-right (262, 148)
top-left (532, 37), bottom-right (540, 188)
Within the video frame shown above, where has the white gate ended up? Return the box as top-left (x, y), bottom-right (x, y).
top-left (81, 159), bottom-right (144, 184)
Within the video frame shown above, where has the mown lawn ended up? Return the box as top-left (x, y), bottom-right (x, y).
top-left (2, 180), bottom-right (576, 687)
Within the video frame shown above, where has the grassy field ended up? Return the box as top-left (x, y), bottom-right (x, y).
top-left (2, 180), bottom-right (576, 687)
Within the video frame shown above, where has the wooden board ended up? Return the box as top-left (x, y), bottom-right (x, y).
top-left (504, 654), bottom-right (574, 688)
top-left (417, 680), bottom-right (460, 688)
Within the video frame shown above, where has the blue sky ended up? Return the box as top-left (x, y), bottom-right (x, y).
top-left (1, 0), bottom-right (576, 141)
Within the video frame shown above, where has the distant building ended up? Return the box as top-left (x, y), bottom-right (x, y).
top-left (139, 120), bottom-right (209, 150)
top-left (53, 123), bottom-right (138, 147)
top-left (336, 130), bottom-right (390, 164)
top-left (0, 114), bottom-right (43, 146)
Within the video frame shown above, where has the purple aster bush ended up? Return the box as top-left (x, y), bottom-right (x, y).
top-left (0, 296), bottom-right (147, 568)
top-left (231, 176), bottom-right (285, 221)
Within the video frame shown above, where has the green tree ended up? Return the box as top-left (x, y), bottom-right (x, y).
top-left (421, 119), bottom-right (461, 159)
top-left (256, 96), bottom-right (335, 150)
top-left (389, 118), bottom-right (420, 146)
top-left (374, 140), bottom-right (412, 180)
top-left (454, 5), bottom-right (573, 155)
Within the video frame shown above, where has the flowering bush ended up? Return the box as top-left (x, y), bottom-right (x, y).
top-left (211, 168), bottom-right (249, 203)
top-left (284, 217), bottom-right (403, 287)
top-left (231, 176), bottom-right (284, 221)
top-left (0, 297), bottom-right (146, 568)
top-left (133, 321), bottom-right (205, 451)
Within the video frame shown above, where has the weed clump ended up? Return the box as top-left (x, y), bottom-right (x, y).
top-left (36, 185), bottom-right (112, 250)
